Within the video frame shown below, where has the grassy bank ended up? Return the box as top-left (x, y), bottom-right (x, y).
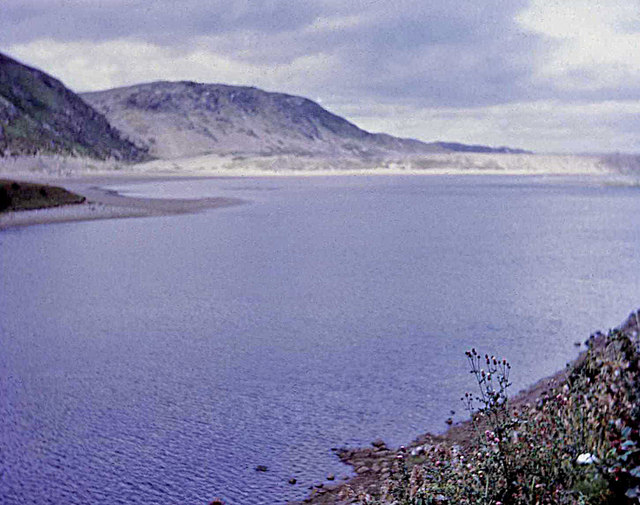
top-left (0, 179), bottom-right (86, 211)
top-left (302, 311), bottom-right (640, 505)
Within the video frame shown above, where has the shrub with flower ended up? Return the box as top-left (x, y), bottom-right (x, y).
top-left (374, 327), bottom-right (640, 505)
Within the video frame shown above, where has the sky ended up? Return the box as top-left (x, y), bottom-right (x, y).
top-left (2, 0), bottom-right (639, 153)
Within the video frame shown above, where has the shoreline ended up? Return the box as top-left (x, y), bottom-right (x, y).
top-left (294, 309), bottom-right (640, 504)
top-left (291, 368), bottom-right (575, 504)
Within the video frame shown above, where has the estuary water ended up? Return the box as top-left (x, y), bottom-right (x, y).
top-left (1, 175), bottom-right (639, 505)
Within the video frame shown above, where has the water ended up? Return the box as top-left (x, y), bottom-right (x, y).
top-left (1, 175), bottom-right (639, 504)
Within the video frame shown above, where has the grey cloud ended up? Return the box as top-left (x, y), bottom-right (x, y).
top-left (3, 0), bottom-right (542, 108)
top-left (1, 0), bottom-right (328, 45)
top-left (6, 0), bottom-right (640, 152)
top-left (2, 1), bottom-right (530, 53)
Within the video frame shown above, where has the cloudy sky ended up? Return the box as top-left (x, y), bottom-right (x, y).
top-left (2, 0), bottom-right (639, 153)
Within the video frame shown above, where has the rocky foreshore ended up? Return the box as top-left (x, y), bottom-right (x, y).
top-left (292, 308), bottom-right (640, 505)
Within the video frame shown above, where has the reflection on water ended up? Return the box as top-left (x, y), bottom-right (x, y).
top-left (1, 175), bottom-right (639, 504)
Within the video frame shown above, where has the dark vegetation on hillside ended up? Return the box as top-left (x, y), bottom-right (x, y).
top-left (0, 52), bottom-right (147, 161)
top-left (0, 179), bottom-right (85, 212)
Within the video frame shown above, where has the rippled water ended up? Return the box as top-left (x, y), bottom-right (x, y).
top-left (1, 175), bottom-right (639, 505)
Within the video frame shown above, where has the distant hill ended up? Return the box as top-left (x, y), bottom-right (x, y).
top-left (0, 52), bottom-right (146, 161)
top-left (82, 81), bottom-right (529, 160)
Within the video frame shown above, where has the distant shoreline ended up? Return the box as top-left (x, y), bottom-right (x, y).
top-left (0, 165), bottom-right (635, 230)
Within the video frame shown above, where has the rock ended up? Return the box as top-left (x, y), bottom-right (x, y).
top-left (210, 499), bottom-right (224, 505)
top-left (255, 465), bottom-right (268, 472)
top-left (445, 417), bottom-right (453, 425)
top-left (371, 438), bottom-right (386, 449)
top-left (327, 474), bottom-right (335, 481)
top-left (356, 466), bottom-right (371, 474)
top-left (410, 446), bottom-right (425, 457)
top-left (315, 483), bottom-right (324, 489)
top-left (288, 478), bottom-right (297, 485)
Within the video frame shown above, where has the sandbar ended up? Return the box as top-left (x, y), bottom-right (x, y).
top-left (0, 173), bottom-right (244, 230)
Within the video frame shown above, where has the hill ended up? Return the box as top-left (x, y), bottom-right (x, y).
top-left (0, 52), bottom-right (146, 161)
top-left (82, 81), bottom-right (528, 160)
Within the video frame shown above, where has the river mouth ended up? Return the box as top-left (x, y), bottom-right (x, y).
top-left (1, 174), bottom-right (639, 505)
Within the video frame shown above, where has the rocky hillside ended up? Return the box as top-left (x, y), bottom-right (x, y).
top-left (0, 52), bottom-right (146, 161)
top-left (82, 81), bottom-right (527, 160)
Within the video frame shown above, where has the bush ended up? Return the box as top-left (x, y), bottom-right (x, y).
top-left (0, 186), bottom-right (12, 211)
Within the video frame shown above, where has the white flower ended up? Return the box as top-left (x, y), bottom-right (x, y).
top-left (576, 453), bottom-right (599, 465)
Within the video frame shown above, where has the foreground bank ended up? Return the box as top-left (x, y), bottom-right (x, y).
top-left (298, 310), bottom-right (640, 505)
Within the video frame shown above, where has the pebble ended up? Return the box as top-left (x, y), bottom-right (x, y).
top-left (255, 465), bottom-right (268, 472)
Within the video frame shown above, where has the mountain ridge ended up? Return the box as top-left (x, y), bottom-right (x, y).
top-left (0, 50), bottom-right (529, 162)
top-left (82, 81), bottom-right (529, 160)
